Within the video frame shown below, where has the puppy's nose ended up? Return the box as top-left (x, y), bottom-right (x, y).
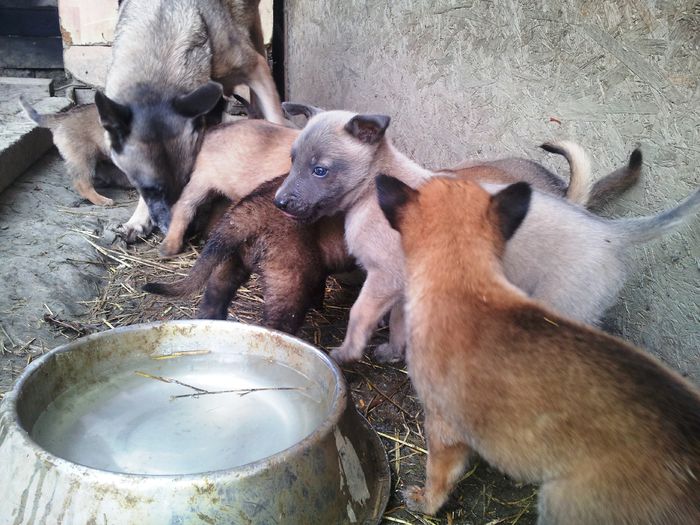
top-left (274, 195), bottom-right (289, 211)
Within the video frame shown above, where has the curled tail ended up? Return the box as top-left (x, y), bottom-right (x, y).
top-left (541, 140), bottom-right (593, 206)
top-left (588, 149), bottom-right (643, 210)
top-left (617, 188), bottom-right (700, 244)
top-left (143, 229), bottom-right (243, 297)
top-left (19, 95), bottom-right (47, 126)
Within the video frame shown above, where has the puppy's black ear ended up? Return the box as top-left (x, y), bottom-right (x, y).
top-left (345, 114), bottom-right (391, 144)
top-left (376, 174), bottom-right (417, 232)
top-left (94, 90), bottom-right (132, 149)
top-left (282, 102), bottom-right (323, 120)
top-left (173, 81), bottom-right (224, 119)
top-left (490, 182), bottom-right (531, 241)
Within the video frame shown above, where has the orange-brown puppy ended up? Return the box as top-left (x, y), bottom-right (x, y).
top-left (376, 173), bottom-right (700, 524)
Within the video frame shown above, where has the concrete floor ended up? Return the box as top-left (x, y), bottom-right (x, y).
top-left (0, 151), bottom-right (133, 393)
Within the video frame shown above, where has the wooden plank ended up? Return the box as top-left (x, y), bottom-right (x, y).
top-left (0, 7), bottom-right (59, 37)
top-left (0, 36), bottom-right (63, 69)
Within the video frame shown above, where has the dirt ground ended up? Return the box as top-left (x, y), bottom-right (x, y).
top-left (0, 149), bottom-right (537, 524)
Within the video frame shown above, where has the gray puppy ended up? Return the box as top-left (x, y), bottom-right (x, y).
top-left (95, 0), bottom-right (284, 241)
top-left (274, 105), bottom-right (699, 364)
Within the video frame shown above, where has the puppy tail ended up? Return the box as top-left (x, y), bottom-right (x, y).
top-left (587, 149), bottom-right (643, 210)
top-left (617, 187), bottom-right (700, 244)
top-left (143, 230), bottom-right (240, 297)
top-left (540, 140), bottom-right (593, 206)
top-left (19, 96), bottom-right (47, 126)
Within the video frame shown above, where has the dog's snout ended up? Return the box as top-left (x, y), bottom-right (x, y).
top-left (274, 195), bottom-right (289, 211)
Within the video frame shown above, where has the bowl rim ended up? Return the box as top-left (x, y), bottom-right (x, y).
top-left (1, 320), bottom-right (350, 481)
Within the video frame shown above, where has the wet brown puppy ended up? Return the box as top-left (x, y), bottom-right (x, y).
top-left (19, 99), bottom-right (124, 206)
top-left (143, 177), bottom-right (354, 333)
top-left (376, 174), bottom-right (700, 524)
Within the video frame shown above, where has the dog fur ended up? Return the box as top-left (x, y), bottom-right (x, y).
top-left (19, 98), bottom-right (127, 206)
top-left (159, 118), bottom-right (299, 256)
top-left (143, 176), bottom-right (354, 333)
top-left (95, 0), bottom-right (284, 240)
top-left (273, 107), bottom-right (698, 364)
top-left (375, 174), bottom-right (700, 524)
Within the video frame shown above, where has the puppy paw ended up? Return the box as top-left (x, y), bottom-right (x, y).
top-left (329, 345), bottom-right (363, 364)
top-left (158, 238), bottom-right (182, 258)
top-left (403, 485), bottom-right (430, 514)
top-left (373, 342), bottom-right (405, 363)
top-left (91, 196), bottom-right (114, 207)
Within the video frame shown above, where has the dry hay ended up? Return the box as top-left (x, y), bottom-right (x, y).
top-left (43, 230), bottom-right (537, 525)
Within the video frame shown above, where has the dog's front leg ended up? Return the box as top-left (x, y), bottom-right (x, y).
top-left (374, 300), bottom-right (407, 363)
top-left (247, 54), bottom-right (286, 125)
top-left (119, 196), bottom-right (153, 243)
top-left (160, 178), bottom-right (211, 257)
top-left (329, 270), bottom-right (399, 364)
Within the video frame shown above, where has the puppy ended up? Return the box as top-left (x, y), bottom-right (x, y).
top-left (143, 177), bottom-right (354, 333)
top-left (19, 98), bottom-right (123, 206)
top-left (375, 174), bottom-right (700, 524)
top-left (158, 118), bottom-right (299, 256)
top-left (273, 107), bottom-right (699, 363)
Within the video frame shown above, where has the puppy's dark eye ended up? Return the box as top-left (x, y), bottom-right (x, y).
top-left (313, 166), bottom-right (328, 178)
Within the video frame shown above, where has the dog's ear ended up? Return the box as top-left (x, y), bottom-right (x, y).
top-left (345, 114), bottom-right (391, 144)
top-left (489, 182), bottom-right (532, 241)
top-left (173, 81), bottom-right (224, 119)
top-left (94, 90), bottom-right (132, 149)
top-left (375, 174), bottom-right (417, 232)
top-left (282, 101), bottom-right (324, 120)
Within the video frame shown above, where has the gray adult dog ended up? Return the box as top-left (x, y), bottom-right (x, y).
top-left (95, 0), bottom-right (284, 242)
top-left (274, 104), bottom-right (700, 364)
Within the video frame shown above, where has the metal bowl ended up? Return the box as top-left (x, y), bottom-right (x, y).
top-left (0, 321), bottom-right (390, 524)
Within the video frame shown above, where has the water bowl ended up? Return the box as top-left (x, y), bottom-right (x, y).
top-left (0, 321), bottom-right (390, 524)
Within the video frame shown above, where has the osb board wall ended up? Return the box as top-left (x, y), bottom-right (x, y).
top-left (284, 0), bottom-right (700, 380)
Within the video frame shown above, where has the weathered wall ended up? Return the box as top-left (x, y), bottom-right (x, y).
top-left (285, 0), bottom-right (699, 380)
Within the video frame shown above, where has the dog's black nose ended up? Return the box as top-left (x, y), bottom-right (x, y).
top-left (274, 196), bottom-right (288, 211)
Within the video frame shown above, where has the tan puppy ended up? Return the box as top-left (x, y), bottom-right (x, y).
top-left (159, 119), bottom-right (299, 256)
top-left (375, 173), bottom-right (700, 524)
top-left (19, 99), bottom-right (120, 206)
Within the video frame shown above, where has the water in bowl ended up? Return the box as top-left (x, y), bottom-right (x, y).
top-left (30, 353), bottom-right (328, 475)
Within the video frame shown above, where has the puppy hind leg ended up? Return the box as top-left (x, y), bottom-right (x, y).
top-left (69, 160), bottom-right (114, 206)
top-left (374, 300), bottom-right (407, 363)
top-left (247, 54), bottom-right (286, 125)
top-left (260, 272), bottom-right (317, 335)
top-left (404, 436), bottom-right (471, 516)
top-left (197, 256), bottom-right (249, 320)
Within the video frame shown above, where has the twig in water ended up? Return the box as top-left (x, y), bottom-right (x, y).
top-left (134, 371), bottom-right (304, 400)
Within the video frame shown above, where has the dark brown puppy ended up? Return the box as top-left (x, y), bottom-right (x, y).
top-left (376, 173), bottom-right (700, 524)
top-left (143, 177), bottom-right (354, 333)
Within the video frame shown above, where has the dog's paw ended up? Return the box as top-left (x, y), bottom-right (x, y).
top-left (329, 345), bottom-right (363, 364)
top-left (117, 221), bottom-right (152, 244)
top-left (403, 485), bottom-right (429, 513)
top-left (373, 342), bottom-right (405, 364)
